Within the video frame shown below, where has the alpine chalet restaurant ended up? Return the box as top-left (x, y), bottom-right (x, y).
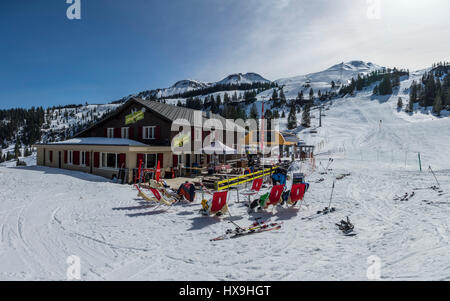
top-left (35, 98), bottom-right (243, 183)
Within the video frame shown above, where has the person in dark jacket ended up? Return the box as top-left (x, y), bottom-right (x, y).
top-left (177, 182), bottom-right (196, 202)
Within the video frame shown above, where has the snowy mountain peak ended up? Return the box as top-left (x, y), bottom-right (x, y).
top-left (326, 60), bottom-right (380, 72)
top-left (273, 60), bottom-right (384, 99)
top-left (171, 79), bottom-right (208, 89)
top-left (217, 72), bottom-right (271, 85)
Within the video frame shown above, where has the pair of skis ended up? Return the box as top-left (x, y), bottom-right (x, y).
top-left (394, 191), bottom-right (415, 201)
top-left (302, 207), bottom-right (337, 220)
top-left (210, 218), bottom-right (282, 241)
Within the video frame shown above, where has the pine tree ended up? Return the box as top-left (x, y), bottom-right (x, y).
top-left (407, 97), bottom-right (414, 113)
top-left (287, 105), bottom-right (298, 130)
top-left (301, 105), bottom-right (311, 128)
top-left (296, 91), bottom-right (304, 107)
top-left (356, 74), bottom-right (364, 91)
top-left (224, 93), bottom-right (230, 105)
top-left (273, 110), bottom-right (280, 119)
top-left (433, 95), bottom-right (443, 116)
top-left (232, 92), bottom-right (238, 102)
top-left (14, 140), bottom-right (21, 159)
top-left (279, 89), bottom-right (286, 104)
top-left (410, 81), bottom-right (418, 103)
top-left (249, 103), bottom-right (259, 119)
top-left (271, 89), bottom-right (279, 101)
top-left (309, 88), bottom-right (314, 101)
top-left (397, 97), bottom-right (403, 109)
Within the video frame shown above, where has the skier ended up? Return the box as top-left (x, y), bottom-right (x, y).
top-left (271, 167), bottom-right (287, 185)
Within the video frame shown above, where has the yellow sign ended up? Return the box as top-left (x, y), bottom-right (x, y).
top-left (173, 133), bottom-right (190, 147)
top-left (125, 110), bottom-right (144, 125)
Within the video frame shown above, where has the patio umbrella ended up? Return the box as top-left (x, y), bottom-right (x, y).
top-left (202, 140), bottom-right (237, 155)
top-left (202, 141), bottom-right (237, 165)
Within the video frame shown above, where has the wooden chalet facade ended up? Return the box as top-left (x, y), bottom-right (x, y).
top-left (35, 98), bottom-right (243, 183)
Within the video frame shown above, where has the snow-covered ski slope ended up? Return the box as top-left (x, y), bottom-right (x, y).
top-left (1, 71), bottom-right (450, 281)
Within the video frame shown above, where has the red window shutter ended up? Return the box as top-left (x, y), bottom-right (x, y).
top-left (93, 152), bottom-right (100, 168)
top-left (73, 151), bottom-right (80, 165)
top-left (64, 150), bottom-right (68, 164)
top-left (119, 153), bottom-right (126, 168)
top-left (156, 126), bottom-right (161, 140)
top-left (138, 127), bottom-right (143, 139)
top-left (85, 152), bottom-right (90, 166)
top-left (137, 153), bottom-right (144, 168)
top-left (49, 151), bottom-right (53, 163)
top-left (114, 128), bottom-right (121, 138)
top-left (104, 128), bottom-right (107, 137)
top-left (157, 153), bottom-right (164, 168)
top-left (172, 155), bottom-right (178, 167)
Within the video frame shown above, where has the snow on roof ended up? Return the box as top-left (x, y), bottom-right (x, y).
top-left (48, 137), bottom-right (147, 146)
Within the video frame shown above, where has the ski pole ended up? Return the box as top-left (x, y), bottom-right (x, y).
top-left (326, 158), bottom-right (334, 171)
top-left (328, 180), bottom-right (335, 209)
top-left (325, 158), bottom-right (332, 170)
top-left (228, 218), bottom-right (244, 231)
top-left (428, 166), bottom-right (441, 188)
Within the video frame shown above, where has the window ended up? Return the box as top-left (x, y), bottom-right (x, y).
top-left (81, 151), bottom-right (86, 166)
top-left (195, 128), bottom-right (202, 142)
top-left (107, 128), bottom-right (114, 138)
top-left (121, 127), bottom-right (129, 139)
top-left (145, 154), bottom-right (157, 168)
top-left (68, 151), bottom-right (73, 165)
top-left (101, 152), bottom-right (118, 169)
top-left (143, 126), bottom-right (155, 139)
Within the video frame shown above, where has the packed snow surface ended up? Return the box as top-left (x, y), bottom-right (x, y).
top-left (1, 70), bottom-right (450, 280)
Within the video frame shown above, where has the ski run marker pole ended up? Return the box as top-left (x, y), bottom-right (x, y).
top-left (418, 153), bottom-right (422, 172)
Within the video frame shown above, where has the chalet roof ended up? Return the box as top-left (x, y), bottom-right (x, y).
top-left (74, 97), bottom-right (244, 138)
top-left (43, 137), bottom-right (148, 146)
top-left (134, 98), bottom-right (230, 125)
top-left (280, 132), bottom-right (300, 143)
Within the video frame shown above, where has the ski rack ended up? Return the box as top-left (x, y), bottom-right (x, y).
top-left (215, 166), bottom-right (279, 191)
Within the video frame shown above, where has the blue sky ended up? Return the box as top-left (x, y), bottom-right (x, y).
top-left (1, 0), bottom-right (449, 109)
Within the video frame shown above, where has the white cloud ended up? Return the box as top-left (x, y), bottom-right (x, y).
top-left (192, 0), bottom-right (450, 81)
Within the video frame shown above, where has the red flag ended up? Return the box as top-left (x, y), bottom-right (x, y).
top-left (155, 160), bottom-right (161, 182)
top-left (136, 159), bottom-right (143, 184)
